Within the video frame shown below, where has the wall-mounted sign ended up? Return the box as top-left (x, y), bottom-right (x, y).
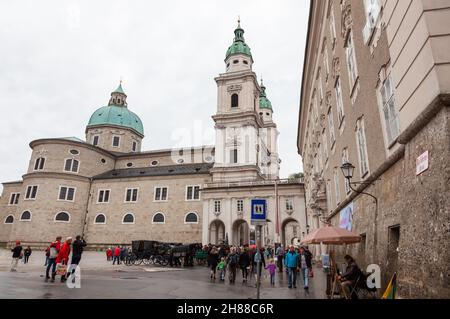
top-left (416, 151), bottom-right (429, 176)
top-left (339, 202), bottom-right (354, 231)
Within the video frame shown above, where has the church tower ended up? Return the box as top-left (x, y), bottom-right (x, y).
top-left (211, 20), bottom-right (279, 182)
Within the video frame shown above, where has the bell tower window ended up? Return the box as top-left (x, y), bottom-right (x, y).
top-left (231, 94), bottom-right (239, 108)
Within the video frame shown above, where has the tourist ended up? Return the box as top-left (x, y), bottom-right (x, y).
top-left (238, 248), bottom-right (250, 283)
top-left (265, 258), bottom-right (277, 286)
top-left (44, 246), bottom-right (50, 266)
top-left (285, 245), bottom-right (299, 288)
top-left (10, 240), bottom-right (23, 272)
top-left (120, 246), bottom-right (127, 263)
top-left (275, 244), bottom-right (285, 273)
top-left (67, 235), bottom-right (86, 282)
top-left (106, 247), bottom-right (112, 261)
top-left (23, 246), bottom-right (32, 264)
top-left (217, 257), bottom-right (226, 281)
top-left (56, 237), bottom-right (72, 283)
top-left (112, 246), bottom-right (121, 265)
top-left (252, 248), bottom-right (266, 287)
top-left (299, 246), bottom-right (313, 289)
top-left (337, 255), bottom-right (361, 299)
top-left (227, 247), bottom-right (239, 284)
top-left (207, 247), bottom-right (219, 280)
top-left (45, 236), bottom-right (62, 282)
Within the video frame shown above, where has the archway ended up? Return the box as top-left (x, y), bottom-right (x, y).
top-left (209, 219), bottom-right (226, 245)
top-left (281, 218), bottom-right (300, 247)
top-left (232, 219), bottom-right (249, 246)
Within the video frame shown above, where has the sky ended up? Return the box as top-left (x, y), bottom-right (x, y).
top-left (0, 0), bottom-right (309, 193)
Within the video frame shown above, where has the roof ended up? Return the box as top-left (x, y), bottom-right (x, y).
top-left (113, 83), bottom-right (126, 95)
top-left (93, 163), bottom-right (214, 180)
top-left (225, 22), bottom-right (252, 60)
top-left (259, 82), bottom-right (273, 111)
top-left (60, 137), bottom-right (87, 143)
top-left (87, 105), bottom-right (144, 136)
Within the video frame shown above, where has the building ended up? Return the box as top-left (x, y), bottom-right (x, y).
top-left (297, 0), bottom-right (449, 298)
top-left (0, 21), bottom-right (306, 250)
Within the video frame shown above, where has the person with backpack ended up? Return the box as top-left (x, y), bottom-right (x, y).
top-left (227, 247), bottom-right (239, 284)
top-left (10, 240), bottom-right (23, 272)
top-left (45, 236), bottom-right (62, 282)
top-left (238, 248), bottom-right (250, 283)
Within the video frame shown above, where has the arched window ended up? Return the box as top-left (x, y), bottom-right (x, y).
top-left (231, 94), bottom-right (239, 108)
top-left (185, 212), bottom-right (198, 224)
top-left (64, 159), bottom-right (79, 172)
top-left (94, 213), bottom-right (106, 224)
top-left (20, 211), bottom-right (32, 221)
top-left (4, 215), bottom-right (14, 224)
top-left (54, 212), bottom-right (70, 222)
top-left (122, 213), bottom-right (135, 224)
top-left (152, 212), bottom-right (165, 224)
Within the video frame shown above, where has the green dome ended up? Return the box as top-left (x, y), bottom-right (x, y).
top-left (259, 81), bottom-right (273, 111)
top-left (87, 105), bottom-right (144, 136)
top-left (225, 21), bottom-right (253, 60)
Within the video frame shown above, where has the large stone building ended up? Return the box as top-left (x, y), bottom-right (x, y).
top-left (297, 0), bottom-right (449, 298)
top-left (0, 21), bottom-right (306, 250)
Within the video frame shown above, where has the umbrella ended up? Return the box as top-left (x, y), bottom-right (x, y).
top-left (301, 226), bottom-right (361, 245)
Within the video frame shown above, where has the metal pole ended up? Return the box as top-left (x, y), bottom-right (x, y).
top-left (256, 225), bottom-right (262, 299)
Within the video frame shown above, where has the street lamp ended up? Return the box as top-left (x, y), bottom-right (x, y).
top-left (340, 161), bottom-right (379, 262)
top-left (340, 162), bottom-right (355, 180)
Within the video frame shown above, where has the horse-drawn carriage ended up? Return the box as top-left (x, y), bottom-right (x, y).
top-left (126, 240), bottom-right (195, 267)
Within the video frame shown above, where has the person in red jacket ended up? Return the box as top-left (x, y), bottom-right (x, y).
top-left (106, 247), bottom-right (113, 261)
top-left (113, 246), bottom-right (121, 265)
top-left (56, 237), bottom-right (72, 282)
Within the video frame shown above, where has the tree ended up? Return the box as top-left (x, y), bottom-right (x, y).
top-left (288, 172), bottom-right (304, 180)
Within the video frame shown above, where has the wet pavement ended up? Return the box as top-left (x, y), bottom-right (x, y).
top-left (0, 249), bottom-right (328, 299)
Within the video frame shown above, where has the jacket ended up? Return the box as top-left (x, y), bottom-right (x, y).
top-left (238, 252), bottom-right (250, 267)
top-left (300, 250), bottom-right (313, 268)
top-left (113, 247), bottom-right (121, 257)
top-left (56, 241), bottom-right (71, 264)
top-left (72, 239), bottom-right (87, 257)
top-left (284, 251), bottom-right (299, 268)
top-left (342, 262), bottom-right (361, 281)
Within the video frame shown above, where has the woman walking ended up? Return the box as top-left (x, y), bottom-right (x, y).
top-left (207, 247), bottom-right (219, 280)
top-left (238, 248), bottom-right (250, 283)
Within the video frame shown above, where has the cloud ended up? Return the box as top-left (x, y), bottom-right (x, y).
top-left (0, 0), bottom-right (308, 193)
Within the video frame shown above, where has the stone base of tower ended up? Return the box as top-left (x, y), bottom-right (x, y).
top-left (210, 165), bottom-right (262, 182)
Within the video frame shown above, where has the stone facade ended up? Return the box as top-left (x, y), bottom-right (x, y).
top-left (1, 21), bottom-right (306, 252)
top-left (297, 0), bottom-right (450, 298)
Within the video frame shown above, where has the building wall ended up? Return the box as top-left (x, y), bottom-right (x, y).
top-left (84, 174), bottom-right (211, 246)
top-left (86, 126), bottom-right (143, 154)
top-left (0, 183), bottom-right (23, 245)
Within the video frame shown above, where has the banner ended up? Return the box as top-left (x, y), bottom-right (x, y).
top-left (339, 202), bottom-right (354, 231)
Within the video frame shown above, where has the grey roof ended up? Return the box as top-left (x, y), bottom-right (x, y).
top-left (93, 163), bottom-right (214, 180)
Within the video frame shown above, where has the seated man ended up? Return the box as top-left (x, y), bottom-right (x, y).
top-left (337, 255), bottom-right (361, 298)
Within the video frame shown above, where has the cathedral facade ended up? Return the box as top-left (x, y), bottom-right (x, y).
top-left (0, 22), bottom-right (306, 249)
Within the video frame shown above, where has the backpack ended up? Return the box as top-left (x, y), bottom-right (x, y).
top-left (49, 246), bottom-right (58, 258)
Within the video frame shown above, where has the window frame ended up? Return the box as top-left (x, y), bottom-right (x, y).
top-left (124, 188), bottom-right (139, 203)
top-left (378, 73), bottom-right (400, 146)
top-left (214, 200), bottom-right (221, 214)
top-left (152, 212), bottom-right (166, 224)
top-left (57, 186), bottom-right (76, 202)
top-left (54, 211), bottom-right (71, 223)
top-left (24, 185), bottom-right (38, 200)
top-left (154, 186), bottom-right (169, 202)
top-left (237, 199), bottom-right (244, 213)
top-left (335, 77), bottom-right (345, 127)
top-left (97, 189), bottom-right (111, 204)
top-left (231, 93), bottom-right (239, 108)
top-left (63, 158), bottom-right (80, 173)
top-left (9, 192), bottom-right (20, 205)
top-left (112, 135), bottom-right (121, 148)
top-left (4, 215), bottom-right (14, 224)
top-left (356, 119), bottom-right (370, 177)
top-left (184, 212), bottom-right (199, 224)
top-left (122, 213), bottom-right (135, 224)
top-left (94, 213), bottom-right (107, 224)
top-left (33, 157), bottom-right (46, 171)
top-left (185, 185), bottom-right (201, 201)
top-left (20, 210), bottom-right (32, 222)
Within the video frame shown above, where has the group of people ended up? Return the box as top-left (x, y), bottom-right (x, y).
top-left (202, 243), bottom-right (314, 289)
top-left (105, 246), bottom-right (129, 264)
top-left (43, 235), bottom-right (87, 283)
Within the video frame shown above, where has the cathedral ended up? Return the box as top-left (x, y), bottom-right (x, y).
top-left (0, 22), bottom-right (306, 249)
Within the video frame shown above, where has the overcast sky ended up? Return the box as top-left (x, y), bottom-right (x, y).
top-left (0, 0), bottom-right (309, 192)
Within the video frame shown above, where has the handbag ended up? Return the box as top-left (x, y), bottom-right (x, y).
top-left (309, 269), bottom-right (314, 278)
top-left (56, 263), bottom-right (67, 276)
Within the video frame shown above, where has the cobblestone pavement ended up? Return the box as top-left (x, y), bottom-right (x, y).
top-left (0, 249), bottom-right (328, 299)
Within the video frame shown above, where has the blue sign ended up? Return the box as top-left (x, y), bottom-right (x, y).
top-left (251, 199), bottom-right (267, 222)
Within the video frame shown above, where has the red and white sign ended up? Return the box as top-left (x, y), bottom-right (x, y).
top-left (416, 151), bottom-right (429, 176)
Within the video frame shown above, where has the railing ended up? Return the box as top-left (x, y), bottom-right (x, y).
top-left (204, 177), bottom-right (304, 189)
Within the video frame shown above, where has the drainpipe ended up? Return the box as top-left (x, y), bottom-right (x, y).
top-left (275, 179), bottom-right (280, 243)
top-left (81, 177), bottom-right (93, 243)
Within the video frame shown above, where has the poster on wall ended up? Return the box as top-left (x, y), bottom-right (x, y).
top-left (339, 202), bottom-right (354, 231)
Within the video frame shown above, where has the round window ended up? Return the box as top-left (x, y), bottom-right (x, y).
top-left (101, 158), bottom-right (106, 164)
top-left (205, 156), bottom-right (214, 163)
top-left (69, 150), bottom-right (79, 155)
top-left (126, 162), bottom-right (133, 167)
top-left (151, 160), bottom-right (159, 166)
top-left (177, 159), bottom-right (184, 164)
top-left (233, 60), bottom-right (239, 64)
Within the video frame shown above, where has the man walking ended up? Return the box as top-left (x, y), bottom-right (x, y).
top-left (10, 241), bottom-right (23, 272)
top-left (45, 236), bottom-right (62, 282)
top-left (67, 235), bottom-right (86, 282)
top-left (113, 246), bottom-right (121, 265)
top-left (275, 244), bottom-right (285, 273)
top-left (284, 245), bottom-right (299, 289)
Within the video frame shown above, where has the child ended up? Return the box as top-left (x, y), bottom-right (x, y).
top-left (265, 258), bottom-right (277, 286)
top-left (217, 257), bottom-right (226, 281)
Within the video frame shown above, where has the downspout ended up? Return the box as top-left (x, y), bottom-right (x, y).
top-left (81, 177), bottom-right (93, 244)
top-left (275, 179), bottom-right (280, 242)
